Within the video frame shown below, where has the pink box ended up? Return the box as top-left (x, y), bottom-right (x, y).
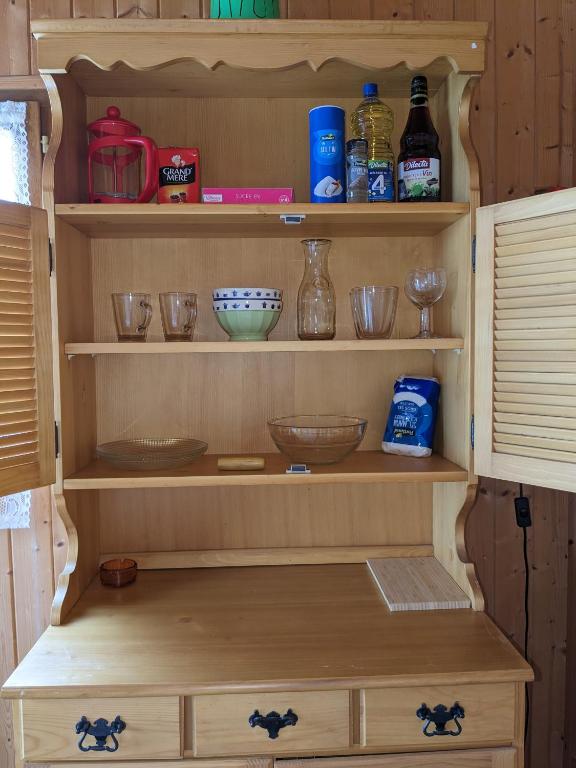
top-left (202, 188), bottom-right (294, 204)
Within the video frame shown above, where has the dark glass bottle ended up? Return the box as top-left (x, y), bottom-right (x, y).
top-left (397, 76), bottom-right (441, 202)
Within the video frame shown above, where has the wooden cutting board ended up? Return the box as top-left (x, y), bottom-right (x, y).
top-left (367, 557), bottom-right (471, 612)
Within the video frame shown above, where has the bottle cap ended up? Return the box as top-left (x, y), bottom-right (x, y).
top-left (346, 139), bottom-right (368, 153)
top-left (411, 75), bottom-right (429, 96)
top-left (363, 82), bottom-right (379, 97)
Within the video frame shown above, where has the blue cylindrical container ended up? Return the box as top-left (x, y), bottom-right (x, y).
top-left (309, 105), bottom-right (346, 204)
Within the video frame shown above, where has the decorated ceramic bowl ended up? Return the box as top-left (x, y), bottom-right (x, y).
top-left (213, 298), bottom-right (283, 312)
top-left (214, 308), bottom-right (282, 341)
top-left (212, 287), bottom-right (282, 300)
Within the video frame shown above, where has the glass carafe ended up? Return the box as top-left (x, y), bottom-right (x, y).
top-left (297, 239), bottom-right (336, 340)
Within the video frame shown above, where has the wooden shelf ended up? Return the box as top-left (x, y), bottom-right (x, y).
top-left (32, 20), bottom-right (487, 98)
top-left (1, 564), bottom-right (532, 698)
top-left (55, 203), bottom-right (470, 238)
top-left (65, 338), bottom-right (464, 356)
top-left (64, 451), bottom-right (468, 489)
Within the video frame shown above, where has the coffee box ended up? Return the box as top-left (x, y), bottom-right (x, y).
top-left (158, 148), bottom-right (200, 204)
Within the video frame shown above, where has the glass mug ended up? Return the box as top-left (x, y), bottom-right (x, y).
top-left (159, 292), bottom-right (197, 341)
top-left (112, 293), bottom-right (152, 342)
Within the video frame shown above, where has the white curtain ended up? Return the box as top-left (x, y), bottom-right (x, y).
top-left (0, 100), bottom-right (32, 527)
top-left (0, 100), bottom-right (31, 205)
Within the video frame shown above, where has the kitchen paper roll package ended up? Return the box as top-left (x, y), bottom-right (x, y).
top-left (382, 375), bottom-right (441, 458)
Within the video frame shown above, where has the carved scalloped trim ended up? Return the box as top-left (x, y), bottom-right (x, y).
top-left (458, 76), bottom-right (482, 209)
top-left (455, 483), bottom-right (485, 612)
top-left (40, 51), bottom-right (471, 78)
top-left (50, 492), bottom-right (79, 626)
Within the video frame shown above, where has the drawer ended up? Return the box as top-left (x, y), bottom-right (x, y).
top-left (21, 697), bottom-right (181, 761)
top-left (362, 683), bottom-right (517, 750)
top-left (192, 691), bottom-right (350, 756)
top-left (278, 748), bottom-right (517, 767)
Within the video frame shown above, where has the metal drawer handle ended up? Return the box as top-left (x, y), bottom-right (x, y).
top-left (416, 703), bottom-right (465, 737)
top-left (75, 715), bottom-right (126, 752)
top-left (248, 709), bottom-right (298, 739)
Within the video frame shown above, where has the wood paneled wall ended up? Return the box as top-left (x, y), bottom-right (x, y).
top-left (0, 489), bottom-right (54, 768)
top-left (0, 2), bottom-right (575, 768)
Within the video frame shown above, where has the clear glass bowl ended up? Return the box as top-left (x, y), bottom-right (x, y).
top-left (268, 415), bottom-right (368, 465)
top-left (96, 438), bottom-right (208, 471)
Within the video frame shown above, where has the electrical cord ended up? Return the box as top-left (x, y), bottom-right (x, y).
top-left (517, 483), bottom-right (530, 742)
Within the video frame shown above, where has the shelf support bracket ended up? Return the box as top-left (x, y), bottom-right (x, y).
top-left (280, 214), bottom-right (306, 225)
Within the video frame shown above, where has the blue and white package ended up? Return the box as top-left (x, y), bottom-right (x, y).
top-left (382, 375), bottom-right (440, 457)
top-left (309, 105), bottom-right (346, 203)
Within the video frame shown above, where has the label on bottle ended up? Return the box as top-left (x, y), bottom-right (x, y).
top-left (368, 159), bottom-right (394, 202)
top-left (398, 157), bottom-right (440, 201)
top-left (346, 154), bottom-right (368, 201)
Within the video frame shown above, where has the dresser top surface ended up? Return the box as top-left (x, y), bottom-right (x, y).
top-left (2, 564), bottom-right (531, 698)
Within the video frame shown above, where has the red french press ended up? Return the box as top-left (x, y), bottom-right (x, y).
top-left (87, 106), bottom-right (158, 204)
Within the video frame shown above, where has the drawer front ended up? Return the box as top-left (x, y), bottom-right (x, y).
top-left (193, 691), bottom-right (350, 756)
top-left (278, 748), bottom-right (517, 767)
top-left (363, 684), bottom-right (516, 750)
top-left (21, 697), bottom-right (181, 761)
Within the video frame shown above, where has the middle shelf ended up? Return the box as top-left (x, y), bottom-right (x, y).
top-left (63, 451), bottom-right (469, 489)
top-left (65, 338), bottom-right (465, 356)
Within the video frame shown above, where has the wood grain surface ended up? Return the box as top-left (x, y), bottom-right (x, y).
top-left (1, 565), bottom-right (531, 699)
top-left (367, 556), bottom-right (471, 611)
top-left (0, 4), bottom-right (574, 768)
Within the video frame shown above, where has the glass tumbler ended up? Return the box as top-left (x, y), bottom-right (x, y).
top-left (159, 292), bottom-right (197, 341)
top-left (350, 286), bottom-right (398, 339)
top-left (112, 293), bottom-right (152, 342)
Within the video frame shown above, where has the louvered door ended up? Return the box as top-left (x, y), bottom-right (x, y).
top-left (0, 201), bottom-right (54, 495)
top-left (475, 189), bottom-right (576, 492)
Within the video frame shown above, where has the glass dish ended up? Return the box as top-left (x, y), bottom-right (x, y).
top-left (96, 438), bottom-right (208, 471)
top-left (100, 558), bottom-right (137, 588)
top-left (268, 415), bottom-right (367, 465)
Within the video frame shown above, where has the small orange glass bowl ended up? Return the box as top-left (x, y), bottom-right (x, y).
top-left (100, 558), bottom-right (137, 588)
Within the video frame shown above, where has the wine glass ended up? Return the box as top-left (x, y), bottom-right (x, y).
top-left (404, 267), bottom-right (447, 339)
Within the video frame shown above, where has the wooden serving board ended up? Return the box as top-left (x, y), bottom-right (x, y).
top-left (367, 557), bottom-right (471, 612)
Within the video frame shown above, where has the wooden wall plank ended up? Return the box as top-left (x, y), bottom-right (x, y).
top-left (73, 0), bottom-right (116, 17)
top-left (116, 0), bottom-right (159, 17)
top-left (535, 0), bottom-right (563, 189)
top-left (566, 497), bottom-right (576, 768)
top-left (528, 485), bottom-right (569, 768)
top-left (9, 489), bottom-right (54, 660)
top-left (0, 0), bottom-right (30, 76)
top-left (414, 0), bottom-right (454, 19)
top-left (560, 0), bottom-right (576, 188)
top-left (329, 0), bottom-right (372, 18)
top-left (495, 0), bottom-right (536, 200)
top-left (287, 0), bottom-right (330, 18)
top-left (371, 0), bottom-right (414, 17)
top-left (158, 0), bottom-right (204, 17)
top-left (0, 532), bottom-right (17, 768)
top-left (466, 481), bottom-right (496, 609)
top-left (29, 0), bottom-right (72, 17)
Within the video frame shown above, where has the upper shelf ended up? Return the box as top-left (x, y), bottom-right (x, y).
top-left (32, 20), bottom-right (487, 98)
top-left (55, 203), bottom-right (470, 238)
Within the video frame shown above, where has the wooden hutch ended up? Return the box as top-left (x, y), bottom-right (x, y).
top-left (3, 17), bottom-right (576, 768)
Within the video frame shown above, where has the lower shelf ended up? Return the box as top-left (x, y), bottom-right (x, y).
top-left (63, 451), bottom-right (469, 489)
